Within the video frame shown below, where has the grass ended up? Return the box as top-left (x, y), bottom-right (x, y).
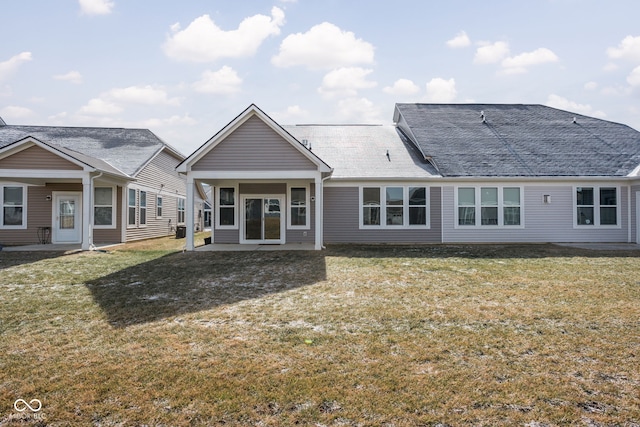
top-left (0, 237), bottom-right (639, 426)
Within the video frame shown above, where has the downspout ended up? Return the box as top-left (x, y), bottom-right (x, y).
top-left (89, 172), bottom-right (103, 250)
top-left (628, 185), bottom-right (632, 243)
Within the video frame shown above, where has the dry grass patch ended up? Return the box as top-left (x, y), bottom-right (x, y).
top-left (0, 240), bottom-right (639, 426)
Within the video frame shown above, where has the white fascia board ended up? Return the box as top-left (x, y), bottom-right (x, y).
top-left (188, 170), bottom-right (322, 180)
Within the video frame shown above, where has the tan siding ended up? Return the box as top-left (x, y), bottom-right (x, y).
top-left (192, 116), bottom-right (317, 171)
top-left (94, 186), bottom-right (123, 244)
top-left (0, 145), bottom-right (82, 170)
top-left (239, 183), bottom-right (286, 194)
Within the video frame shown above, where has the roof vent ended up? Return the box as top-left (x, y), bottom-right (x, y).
top-left (0, 116), bottom-right (5, 126)
top-left (386, 150), bottom-right (391, 161)
top-left (572, 117), bottom-right (577, 124)
top-left (480, 110), bottom-right (486, 123)
top-left (302, 139), bottom-right (308, 147)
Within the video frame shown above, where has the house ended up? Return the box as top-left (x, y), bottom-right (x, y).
top-left (0, 120), bottom-right (204, 249)
top-left (178, 103), bottom-right (640, 250)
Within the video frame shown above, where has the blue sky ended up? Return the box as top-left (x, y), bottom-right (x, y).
top-left (1, 0), bottom-right (640, 155)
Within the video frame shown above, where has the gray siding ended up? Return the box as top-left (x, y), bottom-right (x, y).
top-left (136, 150), bottom-right (185, 195)
top-left (192, 116), bottom-right (317, 171)
top-left (323, 186), bottom-right (442, 244)
top-left (0, 145), bottom-right (82, 170)
top-left (442, 184), bottom-right (630, 243)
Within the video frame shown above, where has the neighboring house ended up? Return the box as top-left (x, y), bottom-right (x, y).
top-left (0, 120), bottom-right (204, 249)
top-left (178, 103), bottom-right (640, 250)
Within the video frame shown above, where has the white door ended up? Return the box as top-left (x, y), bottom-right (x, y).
top-left (240, 195), bottom-right (285, 244)
top-left (52, 192), bottom-right (82, 243)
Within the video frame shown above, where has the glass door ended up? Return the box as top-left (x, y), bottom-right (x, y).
top-left (242, 196), bottom-right (284, 244)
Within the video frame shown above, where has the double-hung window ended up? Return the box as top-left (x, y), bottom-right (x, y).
top-left (576, 187), bottom-right (618, 226)
top-left (156, 196), bottom-right (163, 218)
top-left (289, 186), bottom-right (308, 228)
top-left (94, 187), bottom-right (115, 228)
top-left (1, 185), bottom-right (26, 228)
top-left (127, 188), bottom-right (137, 227)
top-left (360, 186), bottom-right (429, 228)
top-left (457, 187), bottom-right (521, 227)
top-left (217, 187), bottom-right (236, 227)
top-left (139, 191), bottom-right (147, 226)
top-left (177, 198), bottom-right (185, 224)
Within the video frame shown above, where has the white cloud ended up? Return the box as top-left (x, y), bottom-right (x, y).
top-left (193, 66), bottom-right (242, 94)
top-left (108, 85), bottom-right (180, 106)
top-left (163, 7), bottom-right (285, 62)
top-left (424, 78), bottom-right (457, 103)
top-left (0, 105), bottom-right (34, 120)
top-left (584, 81), bottom-right (598, 91)
top-left (604, 62), bottom-right (619, 72)
top-left (318, 67), bottom-right (377, 99)
top-left (335, 97), bottom-right (383, 123)
top-left (546, 94), bottom-right (606, 118)
top-left (53, 70), bottom-right (83, 84)
top-left (501, 48), bottom-right (559, 74)
top-left (474, 41), bottom-right (509, 64)
top-left (78, 0), bottom-right (114, 15)
top-left (0, 52), bottom-right (32, 82)
top-left (627, 65), bottom-right (640, 87)
top-left (272, 22), bottom-right (375, 69)
top-left (383, 78), bottom-right (420, 96)
top-left (446, 31), bottom-right (471, 48)
top-left (607, 35), bottom-right (640, 62)
top-left (78, 98), bottom-right (123, 115)
top-left (269, 105), bottom-right (310, 123)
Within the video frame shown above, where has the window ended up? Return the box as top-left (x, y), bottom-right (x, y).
top-left (128, 188), bottom-right (136, 226)
top-left (156, 196), bottom-right (163, 218)
top-left (576, 187), bottom-right (618, 226)
top-left (360, 186), bottom-right (429, 228)
top-left (289, 186), bottom-right (308, 228)
top-left (177, 198), bottom-right (185, 224)
top-left (1, 185), bottom-right (26, 228)
top-left (139, 191), bottom-right (147, 226)
top-left (94, 187), bottom-right (114, 228)
top-left (218, 187), bottom-right (235, 227)
top-left (457, 187), bottom-right (522, 227)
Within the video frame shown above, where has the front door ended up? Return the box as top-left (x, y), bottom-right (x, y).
top-left (52, 192), bottom-right (82, 243)
top-left (241, 196), bottom-right (285, 244)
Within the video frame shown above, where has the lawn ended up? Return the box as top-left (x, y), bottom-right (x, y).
top-left (0, 238), bottom-right (639, 426)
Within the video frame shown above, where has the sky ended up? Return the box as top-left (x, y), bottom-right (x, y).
top-left (1, 0), bottom-right (640, 155)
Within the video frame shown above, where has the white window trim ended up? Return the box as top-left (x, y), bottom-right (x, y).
top-left (359, 185), bottom-right (430, 229)
top-left (139, 190), bottom-right (148, 227)
top-left (287, 184), bottom-right (310, 230)
top-left (156, 195), bottom-right (163, 219)
top-left (93, 185), bottom-right (117, 229)
top-left (216, 185), bottom-right (238, 230)
top-left (573, 186), bottom-right (621, 229)
top-left (454, 186), bottom-right (524, 229)
top-left (177, 197), bottom-right (186, 225)
top-left (127, 188), bottom-right (137, 229)
top-left (0, 184), bottom-right (27, 229)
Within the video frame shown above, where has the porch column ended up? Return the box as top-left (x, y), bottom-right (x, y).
top-left (314, 175), bottom-right (322, 250)
top-left (82, 175), bottom-right (91, 250)
top-left (186, 175), bottom-right (195, 251)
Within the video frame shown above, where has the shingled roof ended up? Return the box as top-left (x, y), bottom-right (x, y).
top-left (0, 124), bottom-right (182, 177)
top-left (283, 124), bottom-right (438, 179)
top-left (394, 104), bottom-right (640, 177)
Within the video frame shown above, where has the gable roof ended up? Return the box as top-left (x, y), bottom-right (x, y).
top-left (394, 103), bottom-right (640, 177)
top-left (177, 104), bottom-right (331, 173)
top-left (0, 124), bottom-right (182, 178)
top-left (283, 124), bottom-right (438, 179)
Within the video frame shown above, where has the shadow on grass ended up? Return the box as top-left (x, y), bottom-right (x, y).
top-left (86, 250), bottom-right (327, 327)
top-left (0, 251), bottom-right (76, 270)
top-left (324, 243), bottom-right (640, 259)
